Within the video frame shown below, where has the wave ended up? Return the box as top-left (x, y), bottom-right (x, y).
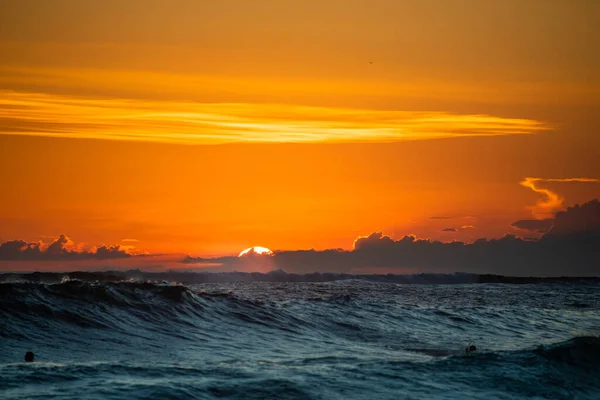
top-left (533, 336), bottom-right (600, 367)
top-left (2, 281), bottom-right (598, 352)
top-left (0, 281), bottom-right (329, 342)
top-left (3, 270), bottom-right (600, 285)
top-left (400, 336), bottom-right (600, 369)
top-left (2, 280), bottom-right (600, 399)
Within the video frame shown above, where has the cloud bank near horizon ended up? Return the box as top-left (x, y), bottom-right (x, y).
top-left (0, 234), bottom-right (133, 261)
top-left (2, 199), bottom-right (599, 277)
top-left (184, 199), bottom-right (600, 277)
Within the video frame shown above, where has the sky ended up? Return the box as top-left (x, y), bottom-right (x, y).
top-left (0, 0), bottom-right (599, 270)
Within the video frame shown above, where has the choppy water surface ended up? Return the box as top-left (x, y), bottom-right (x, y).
top-left (1, 280), bottom-right (600, 399)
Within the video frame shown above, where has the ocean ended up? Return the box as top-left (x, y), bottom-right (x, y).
top-left (1, 278), bottom-right (599, 399)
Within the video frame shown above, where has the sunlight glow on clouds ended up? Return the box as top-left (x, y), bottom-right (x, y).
top-left (520, 177), bottom-right (599, 219)
top-left (0, 90), bottom-right (549, 145)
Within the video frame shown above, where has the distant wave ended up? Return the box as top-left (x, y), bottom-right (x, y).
top-left (2, 270), bottom-right (599, 285)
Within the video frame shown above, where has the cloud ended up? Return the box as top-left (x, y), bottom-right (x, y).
top-left (0, 90), bottom-right (549, 145)
top-left (511, 219), bottom-right (554, 233)
top-left (461, 225), bottom-right (476, 229)
top-left (430, 216), bottom-right (453, 220)
top-left (353, 231), bottom-right (396, 250)
top-left (4, 201), bottom-right (599, 277)
top-left (546, 199), bottom-right (600, 236)
top-left (121, 239), bottom-right (140, 242)
top-left (181, 253), bottom-right (274, 273)
top-left (520, 177), bottom-right (599, 219)
top-left (0, 240), bottom-right (43, 260)
top-left (441, 227), bottom-right (457, 232)
top-left (0, 234), bottom-right (133, 261)
top-left (183, 199), bottom-right (600, 277)
top-left (46, 234), bottom-right (73, 256)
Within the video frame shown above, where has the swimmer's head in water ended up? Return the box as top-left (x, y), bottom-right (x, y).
top-left (466, 345), bottom-right (477, 353)
top-left (25, 351), bottom-right (34, 362)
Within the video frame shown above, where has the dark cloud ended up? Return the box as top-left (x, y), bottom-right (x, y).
top-left (0, 240), bottom-right (43, 260)
top-left (511, 200), bottom-right (600, 235)
top-left (0, 235), bottom-right (132, 261)
top-left (94, 245), bottom-right (132, 259)
top-left (511, 219), bottom-right (554, 233)
top-left (546, 199), bottom-right (600, 236)
top-left (46, 234), bottom-right (71, 256)
top-left (353, 231), bottom-right (395, 250)
top-left (184, 199), bottom-right (600, 277)
top-left (430, 216), bottom-right (453, 220)
top-left (441, 227), bottom-right (457, 232)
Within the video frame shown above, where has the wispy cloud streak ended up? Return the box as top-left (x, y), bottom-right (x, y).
top-left (520, 177), bottom-right (599, 218)
top-left (0, 90), bottom-right (549, 145)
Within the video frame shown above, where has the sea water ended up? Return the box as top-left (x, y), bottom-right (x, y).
top-left (1, 280), bottom-right (599, 399)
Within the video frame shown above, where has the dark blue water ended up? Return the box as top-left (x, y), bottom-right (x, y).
top-left (1, 280), bottom-right (600, 399)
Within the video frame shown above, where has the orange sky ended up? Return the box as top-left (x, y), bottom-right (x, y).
top-left (1, 0), bottom-right (599, 257)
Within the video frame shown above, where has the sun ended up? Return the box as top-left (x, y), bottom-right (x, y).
top-left (238, 246), bottom-right (273, 257)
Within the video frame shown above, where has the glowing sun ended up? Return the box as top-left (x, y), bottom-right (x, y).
top-left (238, 246), bottom-right (273, 257)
